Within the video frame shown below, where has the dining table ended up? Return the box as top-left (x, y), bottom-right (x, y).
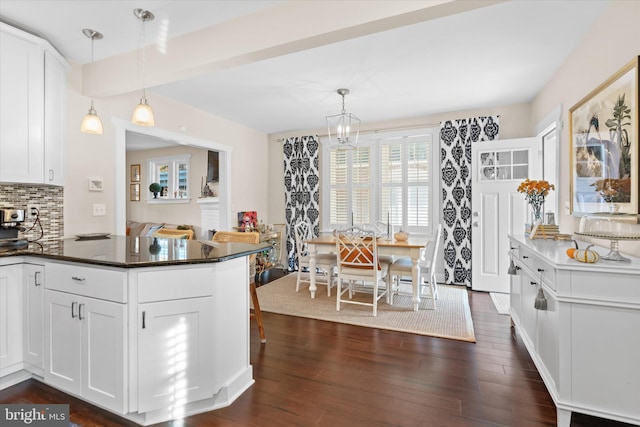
top-left (306, 233), bottom-right (430, 311)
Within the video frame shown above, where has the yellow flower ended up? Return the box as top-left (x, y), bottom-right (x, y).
top-left (517, 179), bottom-right (555, 207)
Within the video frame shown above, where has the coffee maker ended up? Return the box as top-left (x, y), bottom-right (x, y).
top-left (0, 208), bottom-right (28, 248)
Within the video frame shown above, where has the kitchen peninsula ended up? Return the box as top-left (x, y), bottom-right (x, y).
top-left (0, 236), bottom-right (268, 426)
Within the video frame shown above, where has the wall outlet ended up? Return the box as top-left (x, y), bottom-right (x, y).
top-left (93, 203), bottom-right (106, 217)
top-left (26, 203), bottom-right (40, 216)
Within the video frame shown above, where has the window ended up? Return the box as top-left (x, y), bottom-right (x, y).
top-left (147, 154), bottom-right (191, 203)
top-left (322, 128), bottom-right (437, 234)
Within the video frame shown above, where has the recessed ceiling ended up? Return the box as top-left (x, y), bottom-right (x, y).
top-left (0, 0), bottom-right (610, 135)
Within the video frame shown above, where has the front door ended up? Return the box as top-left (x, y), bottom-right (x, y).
top-left (471, 138), bottom-right (539, 292)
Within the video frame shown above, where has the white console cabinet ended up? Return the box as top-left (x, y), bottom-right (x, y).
top-left (509, 236), bottom-right (640, 427)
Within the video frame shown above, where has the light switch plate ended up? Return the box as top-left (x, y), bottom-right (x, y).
top-left (93, 203), bottom-right (106, 216)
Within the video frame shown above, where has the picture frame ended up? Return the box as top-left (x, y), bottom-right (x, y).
top-left (569, 56), bottom-right (639, 215)
top-left (130, 183), bottom-right (140, 201)
top-left (131, 164), bottom-right (141, 182)
top-left (88, 177), bottom-right (103, 192)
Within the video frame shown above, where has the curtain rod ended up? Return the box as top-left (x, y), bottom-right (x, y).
top-left (275, 122), bottom-right (441, 142)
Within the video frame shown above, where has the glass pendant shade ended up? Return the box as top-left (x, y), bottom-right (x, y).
top-left (132, 8), bottom-right (155, 127)
top-left (326, 88), bottom-right (360, 147)
top-left (131, 94), bottom-right (155, 126)
top-left (80, 102), bottom-right (104, 134)
top-left (80, 29), bottom-right (103, 135)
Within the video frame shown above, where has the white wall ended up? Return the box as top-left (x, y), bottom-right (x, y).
top-left (531, 0), bottom-right (640, 256)
top-left (64, 64), bottom-right (269, 236)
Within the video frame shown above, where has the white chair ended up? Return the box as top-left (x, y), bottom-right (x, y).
top-left (294, 221), bottom-right (337, 296)
top-left (334, 227), bottom-right (390, 316)
top-left (389, 224), bottom-right (442, 310)
top-left (367, 220), bottom-right (396, 265)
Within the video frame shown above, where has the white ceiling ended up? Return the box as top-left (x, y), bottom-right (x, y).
top-left (0, 0), bottom-right (609, 136)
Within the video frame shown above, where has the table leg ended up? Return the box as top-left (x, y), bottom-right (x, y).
top-left (412, 257), bottom-right (420, 311)
top-left (308, 244), bottom-right (317, 299)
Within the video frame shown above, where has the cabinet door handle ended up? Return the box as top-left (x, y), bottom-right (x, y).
top-left (71, 276), bottom-right (85, 283)
top-left (537, 268), bottom-right (544, 272)
top-left (34, 271), bottom-right (41, 286)
top-left (142, 311), bottom-right (146, 329)
top-left (71, 301), bottom-right (77, 318)
top-left (530, 281), bottom-right (537, 286)
top-left (78, 303), bottom-right (85, 320)
top-left (522, 255), bottom-right (529, 259)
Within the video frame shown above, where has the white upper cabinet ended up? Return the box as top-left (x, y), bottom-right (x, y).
top-left (0, 23), bottom-right (68, 186)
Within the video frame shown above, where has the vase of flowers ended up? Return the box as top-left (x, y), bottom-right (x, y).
top-left (517, 179), bottom-right (555, 225)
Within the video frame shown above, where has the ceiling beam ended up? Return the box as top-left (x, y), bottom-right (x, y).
top-left (84, 0), bottom-right (506, 98)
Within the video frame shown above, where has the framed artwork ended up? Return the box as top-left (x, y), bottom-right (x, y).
top-left (88, 177), bottom-right (103, 192)
top-left (131, 164), bottom-right (141, 182)
top-left (130, 183), bottom-right (140, 201)
top-left (237, 211), bottom-right (258, 231)
top-left (569, 56), bottom-right (638, 215)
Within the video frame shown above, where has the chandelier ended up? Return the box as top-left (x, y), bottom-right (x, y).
top-left (326, 88), bottom-right (360, 148)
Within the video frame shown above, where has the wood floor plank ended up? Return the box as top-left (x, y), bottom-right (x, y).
top-left (0, 289), bottom-right (634, 426)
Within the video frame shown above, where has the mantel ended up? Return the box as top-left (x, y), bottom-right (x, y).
top-left (197, 197), bottom-right (220, 205)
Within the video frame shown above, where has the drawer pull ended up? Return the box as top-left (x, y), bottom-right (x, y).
top-left (71, 301), bottom-right (77, 318)
top-left (142, 311), bottom-right (146, 329)
top-left (537, 268), bottom-right (544, 272)
top-left (530, 281), bottom-right (537, 286)
top-left (79, 303), bottom-right (85, 320)
top-left (522, 255), bottom-right (529, 259)
top-left (34, 271), bottom-right (41, 286)
top-left (71, 276), bottom-right (86, 282)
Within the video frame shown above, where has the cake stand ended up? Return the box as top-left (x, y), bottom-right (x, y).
top-left (574, 232), bottom-right (640, 263)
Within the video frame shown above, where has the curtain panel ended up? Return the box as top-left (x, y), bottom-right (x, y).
top-left (440, 116), bottom-right (499, 286)
top-left (283, 136), bottom-right (320, 271)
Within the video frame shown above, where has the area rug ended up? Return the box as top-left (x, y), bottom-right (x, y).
top-left (490, 292), bottom-right (510, 315)
top-left (256, 274), bottom-right (475, 342)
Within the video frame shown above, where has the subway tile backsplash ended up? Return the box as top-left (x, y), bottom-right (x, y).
top-left (0, 183), bottom-right (64, 240)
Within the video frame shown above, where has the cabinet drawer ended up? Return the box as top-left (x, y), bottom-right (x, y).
top-left (137, 267), bottom-right (214, 303)
top-left (518, 246), bottom-right (556, 290)
top-left (45, 262), bottom-right (127, 303)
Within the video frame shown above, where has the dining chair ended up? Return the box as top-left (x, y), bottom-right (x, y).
top-left (152, 227), bottom-right (194, 240)
top-left (367, 220), bottom-right (396, 269)
top-left (334, 227), bottom-right (390, 316)
top-left (294, 221), bottom-right (337, 296)
top-left (212, 231), bottom-right (266, 343)
top-left (389, 224), bottom-right (442, 309)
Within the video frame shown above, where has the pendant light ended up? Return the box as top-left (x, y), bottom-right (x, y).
top-left (326, 88), bottom-right (360, 148)
top-left (131, 8), bottom-right (155, 126)
top-left (80, 29), bottom-right (104, 134)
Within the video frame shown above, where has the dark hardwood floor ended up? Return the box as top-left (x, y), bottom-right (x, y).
top-left (0, 290), bottom-right (633, 427)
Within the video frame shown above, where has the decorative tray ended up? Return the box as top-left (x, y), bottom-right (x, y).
top-left (75, 233), bottom-right (110, 240)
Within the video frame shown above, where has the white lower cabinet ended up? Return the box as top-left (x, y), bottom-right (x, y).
top-left (44, 289), bottom-right (126, 413)
top-left (44, 260), bottom-right (128, 416)
top-left (3, 256), bottom-right (252, 426)
top-left (23, 263), bottom-right (44, 373)
top-left (509, 236), bottom-right (640, 427)
top-left (0, 264), bottom-right (22, 377)
top-left (137, 297), bottom-right (214, 413)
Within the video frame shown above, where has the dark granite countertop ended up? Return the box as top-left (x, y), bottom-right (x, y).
top-left (0, 235), bottom-right (269, 268)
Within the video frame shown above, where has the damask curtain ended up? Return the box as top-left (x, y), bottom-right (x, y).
top-left (440, 116), bottom-right (499, 286)
top-left (283, 136), bottom-right (320, 271)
